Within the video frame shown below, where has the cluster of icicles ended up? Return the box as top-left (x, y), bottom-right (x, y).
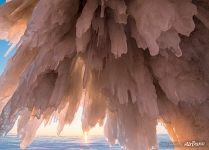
top-left (0, 0), bottom-right (209, 149)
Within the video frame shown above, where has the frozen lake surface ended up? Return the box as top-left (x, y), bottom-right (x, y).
top-left (0, 134), bottom-right (174, 150)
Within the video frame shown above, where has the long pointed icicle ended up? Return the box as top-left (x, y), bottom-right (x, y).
top-left (0, 0), bottom-right (209, 150)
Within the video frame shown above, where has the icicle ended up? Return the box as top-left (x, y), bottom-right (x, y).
top-left (108, 18), bottom-right (127, 57)
top-left (0, 0), bottom-right (209, 150)
top-left (82, 72), bottom-right (106, 132)
top-left (19, 116), bottom-right (43, 149)
top-left (0, 0), bottom-right (38, 56)
top-left (76, 0), bottom-right (98, 38)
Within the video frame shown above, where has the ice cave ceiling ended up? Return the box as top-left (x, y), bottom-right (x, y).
top-left (0, 0), bottom-right (209, 149)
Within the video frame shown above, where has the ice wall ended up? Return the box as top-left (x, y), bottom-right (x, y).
top-left (0, 0), bottom-right (209, 149)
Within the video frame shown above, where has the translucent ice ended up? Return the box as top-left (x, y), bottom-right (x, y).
top-left (0, 0), bottom-right (209, 150)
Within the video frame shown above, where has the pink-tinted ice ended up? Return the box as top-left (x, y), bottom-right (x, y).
top-left (0, 0), bottom-right (209, 149)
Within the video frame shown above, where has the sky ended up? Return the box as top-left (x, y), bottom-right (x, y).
top-left (0, 0), bottom-right (9, 74)
top-left (0, 0), bottom-right (167, 137)
top-left (0, 40), bottom-right (10, 74)
top-left (0, 0), bottom-right (5, 5)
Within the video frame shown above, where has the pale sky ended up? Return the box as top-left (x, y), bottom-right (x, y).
top-left (9, 106), bottom-right (167, 137)
top-left (9, 107), bottom-right (104, 137)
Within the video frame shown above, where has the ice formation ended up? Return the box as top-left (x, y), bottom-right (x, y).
top-left (0, 0), bottom-right (209, 149)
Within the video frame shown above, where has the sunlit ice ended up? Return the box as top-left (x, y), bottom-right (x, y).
top-left (9, 107), bottom-right (104, 137)
top-left (8, 107), bottom-right (169, 137)
top-left (0, 0), bottom-right (209, 150)
top-left (83, 132), bottom-right (88, 143)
